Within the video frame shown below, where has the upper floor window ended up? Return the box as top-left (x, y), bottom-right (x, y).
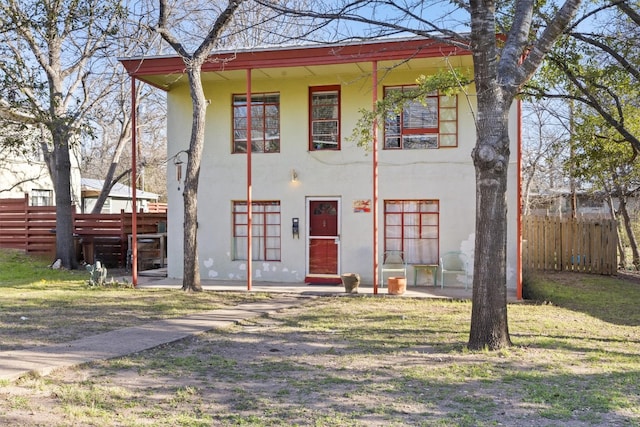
top-left (31, 189), bottom-right (53, 206)
top-left (310, 86), bottom-right (340, 150)
top-left (384, 86), bottom-right (457, 149)
top-left (233, 93), bottom-right (280, 153)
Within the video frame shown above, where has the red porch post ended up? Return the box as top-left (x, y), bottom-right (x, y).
top-left (516, 98), bottom-right (523, 300)
top-left (246, 68), bottom-right (253, 291)
top-left (372, 61), bottom-right (379, 295)
top-left (131, 77), bottom-right (138, 287)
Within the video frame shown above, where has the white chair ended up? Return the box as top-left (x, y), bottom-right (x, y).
top-left (380, 250), bottom-right (407, 288)
top-left (439, 251), bottom-right (469, 289)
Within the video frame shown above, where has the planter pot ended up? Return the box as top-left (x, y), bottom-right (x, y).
top-left (341, 273), bottom-right (360, 293)
top-left (387, 277), bottom-right (406, 295)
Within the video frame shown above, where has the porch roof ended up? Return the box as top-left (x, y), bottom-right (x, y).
top-left (119, 36), bottom-right (471, 90)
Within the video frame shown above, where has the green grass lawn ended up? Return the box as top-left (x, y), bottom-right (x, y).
top-left (0, 249), bottom-right (272, 351)
top-left (1, 249), bottom-right (639, 426)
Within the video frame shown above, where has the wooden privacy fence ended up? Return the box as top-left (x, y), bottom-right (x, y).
top-left (147, 202), bottom-right (167, 213)
top-left (522, 216), bottom-right (618, 275)
top-left (0, 195), bottom-right (167, 267)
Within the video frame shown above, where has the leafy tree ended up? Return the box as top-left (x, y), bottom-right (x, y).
top-left (528, 0), bottom-right (640, 153)
top-left (258, 0), bottom-right (584, 350)
top-left (526, 0), bottom-right (640, 268)
top-left (569, 102), bottom-right (640, 268)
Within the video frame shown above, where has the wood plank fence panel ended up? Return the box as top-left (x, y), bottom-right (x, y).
top-left (523, 216), bottom-right (617, 275)
top-left (0, 196), bottom-right (166, 267)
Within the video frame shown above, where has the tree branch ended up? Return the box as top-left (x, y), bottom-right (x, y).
top-left (569, 32), bottom-right (640, 82)
top-left (254, 0), bottom-right (471, 50)
top-left (519, 0), bottom-right (582, 85)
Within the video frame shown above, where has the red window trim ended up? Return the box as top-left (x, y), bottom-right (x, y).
top-left (383, 199), bottom-right (440, 264)
top-left (309, 85), bottom-right (341, 151)
top-left (232, 200), bottom-right (282, 261)
top-left (383, 85), bottom-right (458, 149)
top-left (232, 92), bottom-right (280, 154)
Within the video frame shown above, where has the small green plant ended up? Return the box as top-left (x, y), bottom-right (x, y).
top-left (86, 261), bottom-right (108, 287)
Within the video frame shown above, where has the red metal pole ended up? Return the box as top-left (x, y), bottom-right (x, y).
top-left (372, 61), bottom-right (379, 295)
top-left (246, 69), bottom-right (252, 291)
top-left (516, 98), bottom-right (523, 300)
top-left (131, 77), bottom-right (138, 287)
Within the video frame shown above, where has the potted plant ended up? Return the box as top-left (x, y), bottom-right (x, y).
top-left (341, 273), bottom-right (360, 293)
top-left (387, 277), bottom-right (407, 295)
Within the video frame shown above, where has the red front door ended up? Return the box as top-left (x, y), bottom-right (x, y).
top-left (308, 200), bottom-right (339, 274)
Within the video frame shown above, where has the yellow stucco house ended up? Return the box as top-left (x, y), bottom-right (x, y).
top-left (121, 37), bottom-right (521, 292)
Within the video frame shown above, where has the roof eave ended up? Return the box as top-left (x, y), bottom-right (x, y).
top-left (120, 36), bottom-right (471, 90)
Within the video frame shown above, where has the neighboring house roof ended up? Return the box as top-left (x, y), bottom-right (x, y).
top-left (81, 178), bottom-right (158, 201)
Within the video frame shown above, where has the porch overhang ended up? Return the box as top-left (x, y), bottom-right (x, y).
top-left (119, 37), bottom-right (471, 90)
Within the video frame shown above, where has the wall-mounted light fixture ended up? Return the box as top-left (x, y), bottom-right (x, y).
top-left (291, 169), bottom-right (298, 182)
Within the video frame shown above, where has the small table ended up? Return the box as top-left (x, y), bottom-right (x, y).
top-left (413, 264), bottom-right (439, 287)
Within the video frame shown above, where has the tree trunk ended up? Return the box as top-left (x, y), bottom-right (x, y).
top-left (52, 127), bottom-right (78, 270)
top-left (91, 86), bottom-right (136, 214)
top-left (607, 194), bottom-right (626, 269)
top-left (181, 66), bottom-right (206, 292)
top-left (468, 102), bottom-right (513, 350)
top-left (467, 4), bottom-right (514, 350)
top-left (91, 125), bottom-right (131, 214)
top-left (617, 193), bottom-right (640, 269)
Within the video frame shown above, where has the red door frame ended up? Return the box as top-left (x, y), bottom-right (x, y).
top-left (306, 197), bottom-right (341, 277)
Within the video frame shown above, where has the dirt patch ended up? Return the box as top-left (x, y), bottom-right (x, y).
top-left (3, 271), bottom-right (640, 426)
top-left (2, 295), bottom-right (639, 426)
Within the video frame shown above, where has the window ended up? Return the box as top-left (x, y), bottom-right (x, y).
top-left (233, 93), bottom-right (280, 153)
top-left (31, 189), bottom-right (53, 206)
top-left (310, 86), bottom-right (340, 150)
top-left (384, 86), bottom-right (457, 149)
top-left (384, 200), bottom-right (439, 264)
top-left (233, 201), bottom-right (281, 261)
top-left (102, 198), bottom-right (112, 214)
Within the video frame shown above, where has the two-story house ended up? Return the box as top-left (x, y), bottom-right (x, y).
top-left (0, 141), bottom-right (82, 209)
top-left (120, 37), bottom-right (521, 291)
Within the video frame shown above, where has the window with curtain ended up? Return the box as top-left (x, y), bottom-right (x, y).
top-left (233, 93), bottom-right (280, 153)
top-left (310, 86), bottom-right (340, 150)
top-left (384, 85), bottom-right (457, 149)
top-left (233, 201), bottom-right (281, 261)
top-left (384, 200), bottom-right (439, 264)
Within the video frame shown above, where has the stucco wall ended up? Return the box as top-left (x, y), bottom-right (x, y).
top-left (164, 59), bottom-right (519, 289)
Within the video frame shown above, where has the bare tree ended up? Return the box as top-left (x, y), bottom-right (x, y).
top-left (0, 0), bottom-right (127, 268)
top-left (521, 99), bottom-right (572, 215)
top-left (81, 79), bottom-right (167, 213)
top-left (154, 0), bottom-right (246, 291)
